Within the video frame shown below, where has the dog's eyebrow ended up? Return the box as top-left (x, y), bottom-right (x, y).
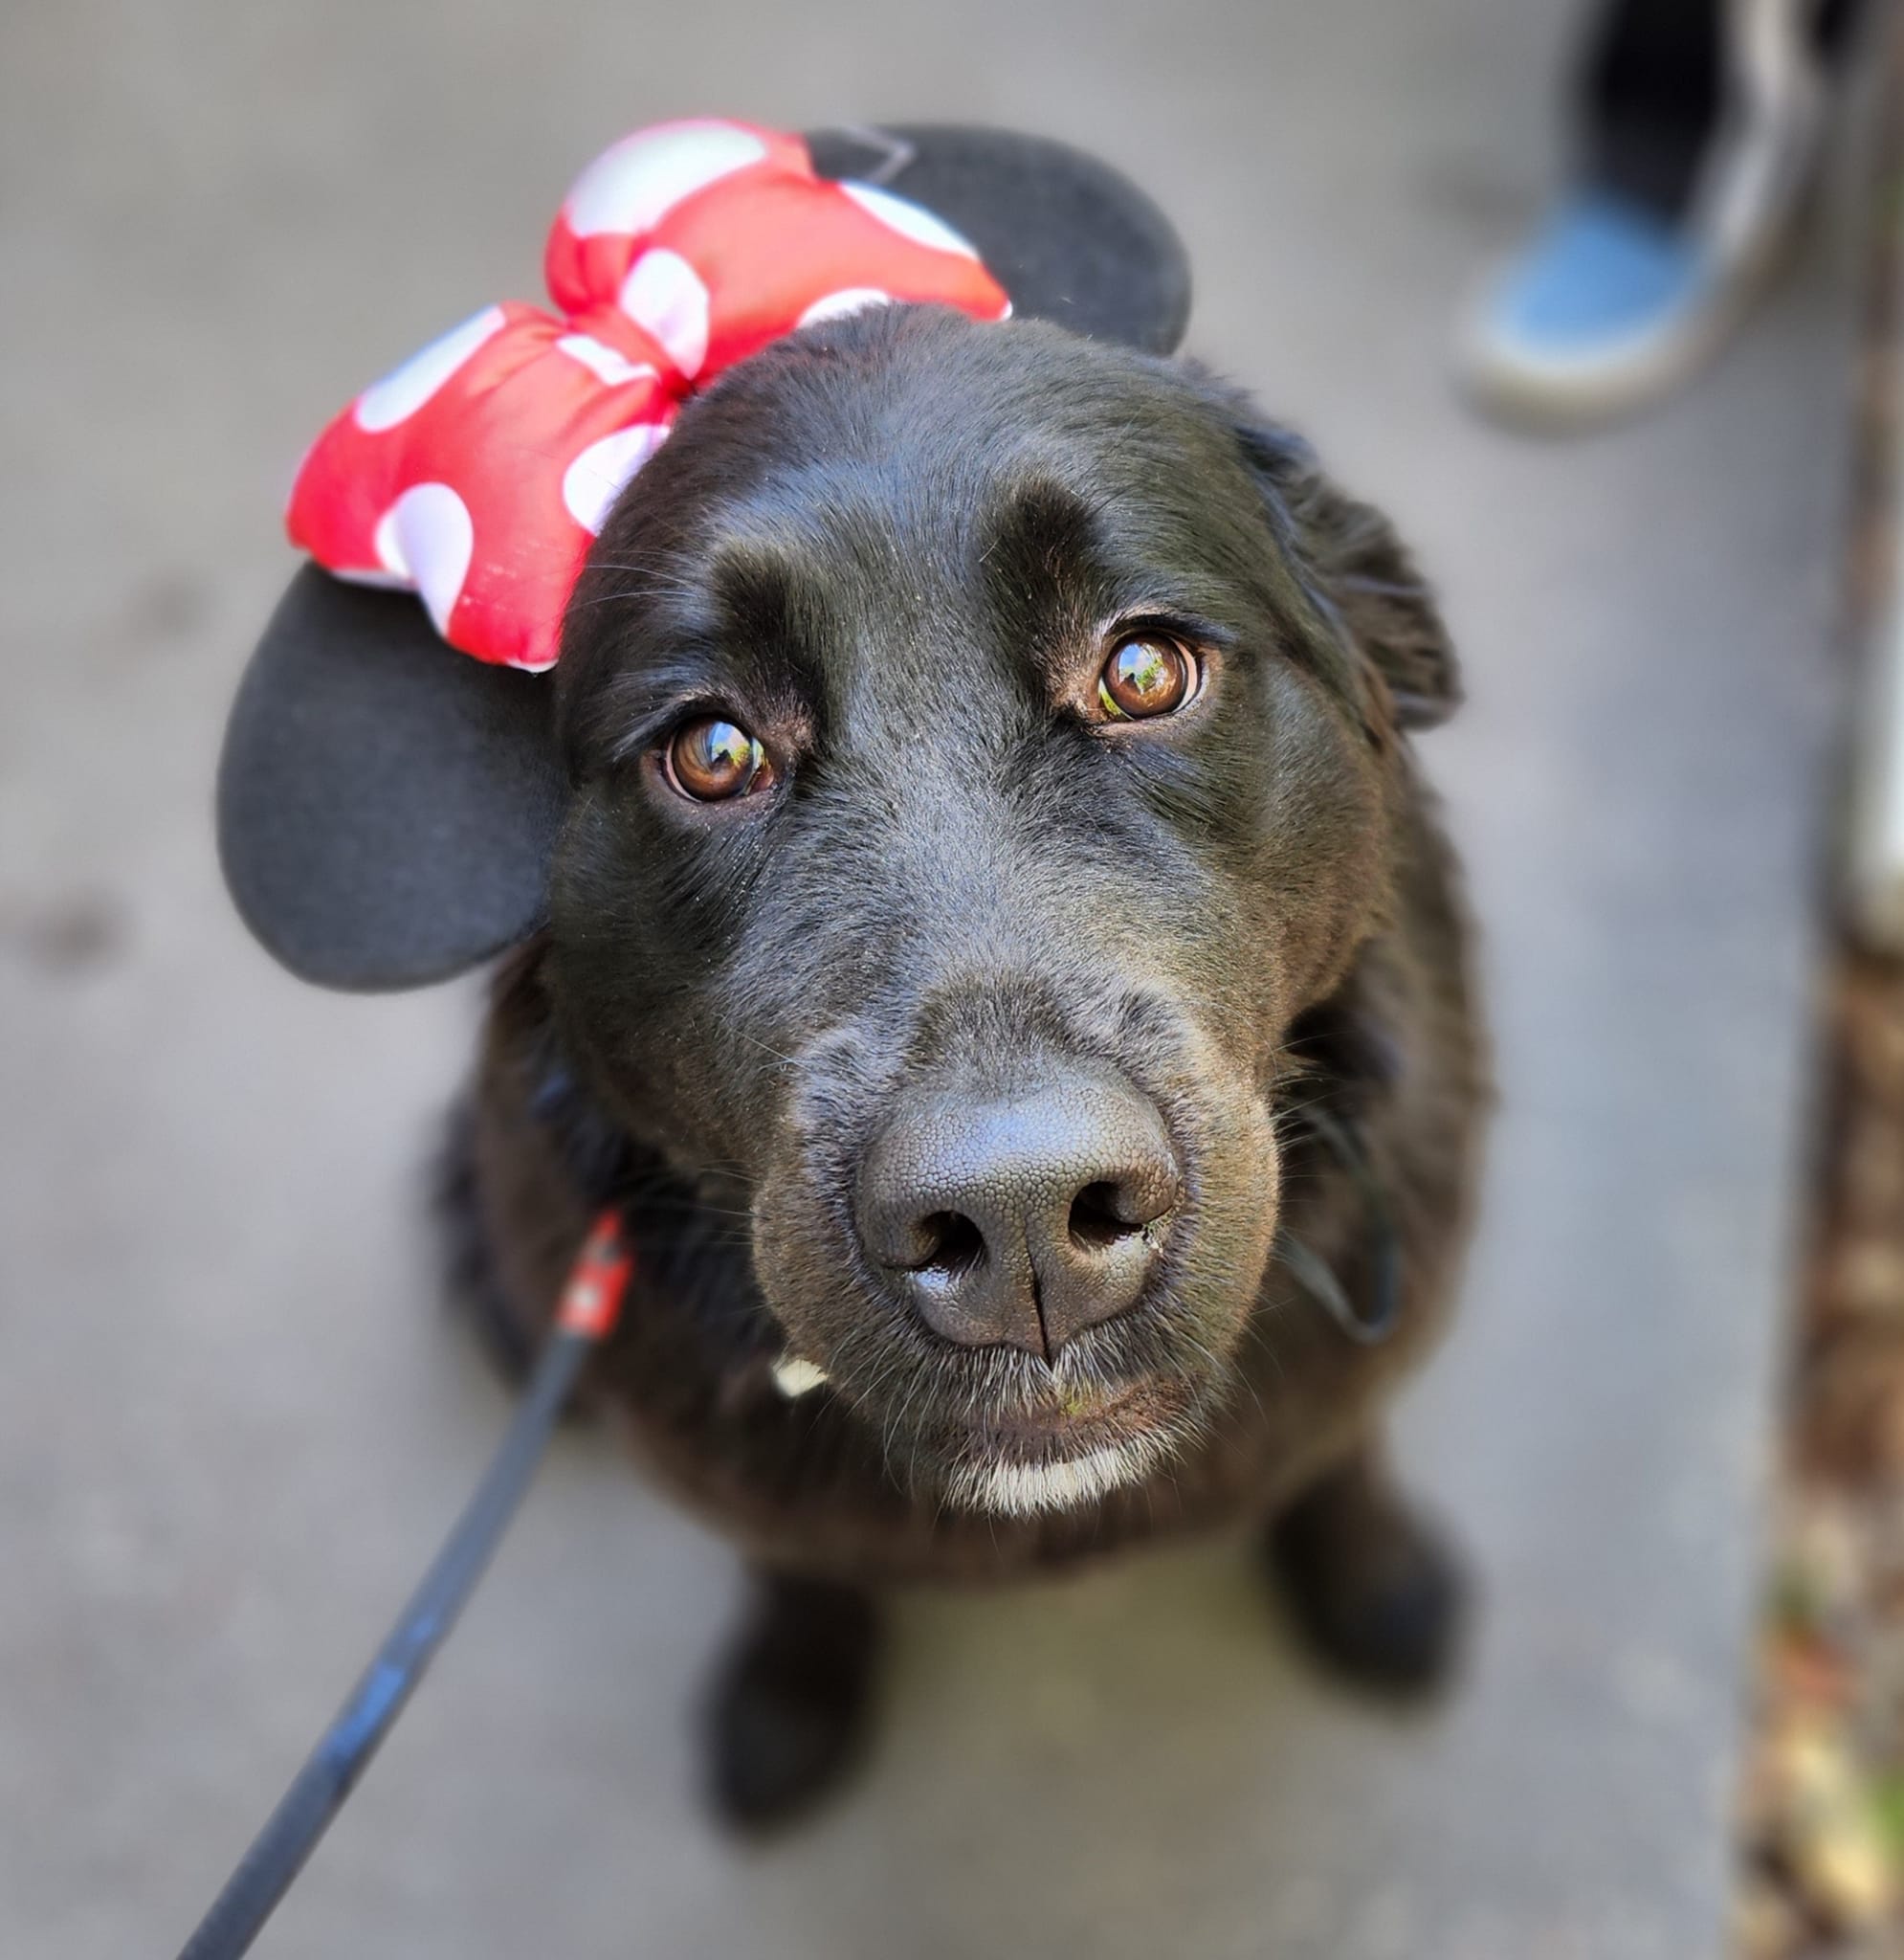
top-left (681, 546), bottom-right (785, 674)
top-left (974, 476), bottom-right (1241, 678)
top-left (973, 477), bottom-right (1116, 669)
top-left (560, 535), bottom-right (833, 767)
top-left (708, 541), bottom-right (801, 647)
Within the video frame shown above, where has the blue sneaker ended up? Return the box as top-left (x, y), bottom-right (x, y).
top-left (1460, 0), bottom-right (1823, 430)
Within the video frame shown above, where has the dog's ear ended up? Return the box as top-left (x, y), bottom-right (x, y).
top-left (1232, 420), bottom-right (1461, 734)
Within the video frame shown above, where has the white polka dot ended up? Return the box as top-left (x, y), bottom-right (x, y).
top-left (797, 287), bottom-right (894, 329)
top-left (373, 482), bottom-right (475, 637)
top-left (618, 248), bottom-right (710, 378)
top-left (353, 306), bottom-right (507, 434)
top-left (563, 122), bottom-right (768, 238)
top-left (839, 181), bottom-right (981, 259)
top-left (554, 333), bottom-right (657, 389)
top-left (561, 423), bottom-right (671, 534)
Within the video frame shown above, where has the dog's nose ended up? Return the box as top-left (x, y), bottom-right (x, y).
top-left (856, 1075), bottom-right (1182, 1356)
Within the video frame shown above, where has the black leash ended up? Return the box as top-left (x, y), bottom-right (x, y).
top-left (174, 1214), bottom-right (631, 1960)
top-left (172, 1120), bottom-right (1389, 1960)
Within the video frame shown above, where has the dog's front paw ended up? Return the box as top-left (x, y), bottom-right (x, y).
top-left (1265, 1458), bottom-right (1469, 1698)
top-left (702, 1572), bottom-right (881, 1833)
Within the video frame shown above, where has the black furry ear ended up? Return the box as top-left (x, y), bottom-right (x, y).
top-left (1234, 424), bottom-right (1461, 734)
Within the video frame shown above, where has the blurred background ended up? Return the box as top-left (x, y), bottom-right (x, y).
top-left (0, 1), bottom-right (1889, 1955)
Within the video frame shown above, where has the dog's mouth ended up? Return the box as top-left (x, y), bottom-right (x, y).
top-left (979, 1376), bottom-right (1174, 1451)
top-left (936, 1371), bottom-right (1201, 1518)
top-left (749, 996), bottom-right (1282, 1520)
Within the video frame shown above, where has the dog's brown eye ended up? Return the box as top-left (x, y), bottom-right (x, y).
top-left (1098, 636), bottom-right (1196, 721)
top-left (665, 717), bottom-right (770, 801)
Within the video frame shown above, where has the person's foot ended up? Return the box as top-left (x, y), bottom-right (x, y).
top-left (1459, 0), bottom-right (1826, 430)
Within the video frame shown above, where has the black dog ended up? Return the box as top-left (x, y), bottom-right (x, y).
top-left (443, 301), bottom-right (1486, 1827)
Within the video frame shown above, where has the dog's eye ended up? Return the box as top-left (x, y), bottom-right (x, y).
top-left (1098, 635), bottom-right (1197, 721)
top-left (664, 716), bottom-right (772, 801)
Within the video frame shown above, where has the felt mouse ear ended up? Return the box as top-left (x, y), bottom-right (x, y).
top-left (805, 124), bottom-right (1191, 355)
top-left (218, 568), bottom-right (565, 991)
top-left (219, 125), bottom-right (1192, 991)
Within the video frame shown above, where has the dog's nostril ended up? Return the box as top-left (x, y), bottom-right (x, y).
top-left (1068, 1181), bottom-right (1147, 1251)
top-left (915, 1210), bottom-right (985, 1279)
top-left (857, 1074), bottom-right (1180, 1355)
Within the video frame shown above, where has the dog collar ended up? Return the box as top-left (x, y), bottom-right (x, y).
top-left (1275, 1105), bottom-right (1403, 1347)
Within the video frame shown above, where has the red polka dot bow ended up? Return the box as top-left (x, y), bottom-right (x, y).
top-left (286, 120), bottom-right (1011, 671)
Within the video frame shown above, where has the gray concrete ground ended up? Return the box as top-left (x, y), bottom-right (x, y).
top-left (0, 2), bottom-right (1868, 1954)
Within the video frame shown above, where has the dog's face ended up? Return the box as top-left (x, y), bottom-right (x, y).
top-left (549, 306), bottom-right (1452, 1515)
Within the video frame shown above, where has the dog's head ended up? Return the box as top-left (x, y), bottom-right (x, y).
top-left (543, 304), bottom-right (1456, 1514)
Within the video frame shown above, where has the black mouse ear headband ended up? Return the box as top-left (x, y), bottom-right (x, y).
top-left (218, 121), bottom-right (1193, 991)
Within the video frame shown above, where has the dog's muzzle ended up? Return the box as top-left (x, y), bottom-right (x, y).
top-left (854, 1063), bottom-right (1183, 1360)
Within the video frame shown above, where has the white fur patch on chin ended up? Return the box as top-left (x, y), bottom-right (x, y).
top-left (949, 1438), bottom-right (1159, 1518)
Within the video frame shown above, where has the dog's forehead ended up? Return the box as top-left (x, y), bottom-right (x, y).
top-left (559, 308), bottom-right (1278, 740)
top-left (670, 324), bottom-right (1253, 606)
top-left (653, 309), bottom-right (1238, 532)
